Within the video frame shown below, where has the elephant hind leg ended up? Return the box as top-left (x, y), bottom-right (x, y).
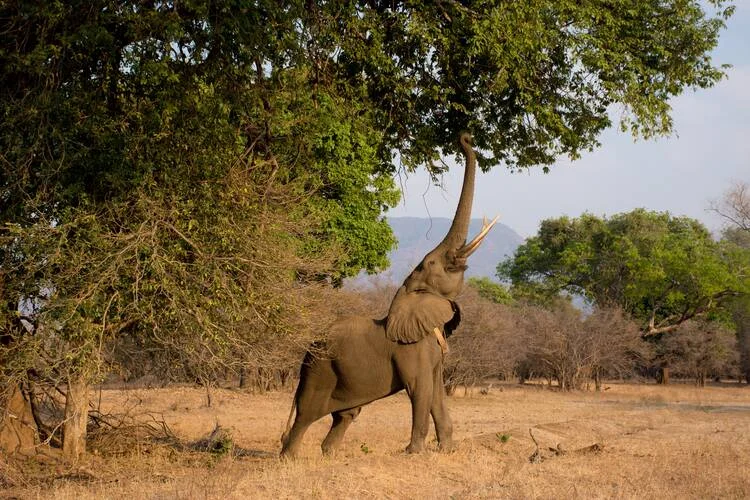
top-left (280, 416), bottom-right (314, 458)
top-left (280, 357), bottom-right (339, 458)
top-left (321, 406), bottom-right (362, 455)
top-left (280, 391), bottom-right (333, 458)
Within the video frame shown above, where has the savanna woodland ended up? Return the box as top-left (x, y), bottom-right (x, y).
top-left (1, 0), bottom-right (747, 479)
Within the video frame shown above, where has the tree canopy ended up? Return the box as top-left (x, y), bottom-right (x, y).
top-left (497, 209), bottom-right (750, 335)
top-left (467, 277), bottom-right (513, 305)
top-left (323, 0), bottom-right (735, 171)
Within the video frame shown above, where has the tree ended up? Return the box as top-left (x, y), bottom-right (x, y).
top-left (660, 320), bottom-right (739, 386)
top-left (443, 285), bottom-right (522, 393)
top-left (326, 0), bottom-right (735, 172)
top-left (711, 180), bottom-right (750, 382)
top-left (1, 1), bottom-right (401, 459)
top-left (0, 0), bottom-right (736, 459)
top-left (498, 210), bottom-right (749, 336)
top-left (711, 181), bottom-right (750, 234)
top-left (514, 303), bottom-right (644, 391)
top-left (581, 307), bottom-right (651, 390)
top-left (733, 302), bottom-right (750, 383)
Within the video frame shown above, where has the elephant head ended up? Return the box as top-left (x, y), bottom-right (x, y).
top-left (386, 133), bottom-right (498, 343)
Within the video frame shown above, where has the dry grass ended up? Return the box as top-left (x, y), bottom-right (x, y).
top-left (4, 382), bottom-right (750, 499)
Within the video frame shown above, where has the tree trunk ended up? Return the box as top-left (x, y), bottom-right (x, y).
top-left (279, 368), bottom-right (291, 389)
top-left (0, 383), bottom-right (39, 456)
top-left (238, 367), bottom-right (247, 389)
top-left (594, 369), bottom-right (602, 392)
top-left (731, 297), bottom-right (750, 384)
top-left (657, 366), bottom-right (670, 385)
top-left (739, 325), bottom-right (750, 384)
top-left (62, 376), bottom-right (89, 462)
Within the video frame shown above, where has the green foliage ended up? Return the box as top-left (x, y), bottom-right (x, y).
top-left (723, 227), bottom-right (750, 250)
top-left (467, 277), bottom-right (514, 305)
top-left (496, 433), bottom-right (511, 443)
top-left (0, 2), bottom-right (399, 388)
top-left (326, 0), bottom-right (734, 171)
top-left (498, 210), bottom-right (750, 333)
top-left (304, 96), bottom-right (400, 278)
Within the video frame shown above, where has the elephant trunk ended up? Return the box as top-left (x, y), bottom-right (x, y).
top-left (399, 132), bottom-right (498, 298)
top-left (439, 133), bottom-right (476, 252)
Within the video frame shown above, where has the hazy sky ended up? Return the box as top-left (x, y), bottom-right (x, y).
top-left (389, 4), bottom-right (750, 238)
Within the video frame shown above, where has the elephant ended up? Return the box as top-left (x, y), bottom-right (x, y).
top-left (280, 133), bottom-right (498, 457)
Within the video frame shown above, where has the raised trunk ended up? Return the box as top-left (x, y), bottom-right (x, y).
top-left (438, 133), bottom-right (476, 250)
top-left (62, 376), bottom-right (89, 462)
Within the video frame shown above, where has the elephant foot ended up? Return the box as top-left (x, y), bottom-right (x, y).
top-left (405, 442), bottom-right (425, 454)
top-left (437, 440), bottom-right (456, 453)
top-left (279, 444), bottom-right (300, 460)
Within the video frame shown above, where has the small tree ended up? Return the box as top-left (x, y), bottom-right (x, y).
top-left (515, 304), bottom-right (644, 391)
top-left (661, 320), bottom-right (739, 386)
top-left (466, 277), bottom-right (514, 305)
top-left (711, 181), bottom-right (750, 233)
top-left (515, 303), bottom-right (585, 391)
top-left (583, 308), bottom-right (652, 390)
top-left (711, 181), bottom-right (750, 383)
top-left (444, 286), bottom-right (521, 393)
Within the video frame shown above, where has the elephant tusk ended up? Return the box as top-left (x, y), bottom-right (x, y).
top-left (458, 215), bottom-right (500, 257)
top-left (433, 327), bottom-right (449, 356)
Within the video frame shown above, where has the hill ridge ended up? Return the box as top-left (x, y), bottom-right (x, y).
top-left (379, 216), bottom-right (523, 282)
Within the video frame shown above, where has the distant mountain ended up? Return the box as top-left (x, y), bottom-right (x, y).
top-left (373, 217), bottom-right (524, 283)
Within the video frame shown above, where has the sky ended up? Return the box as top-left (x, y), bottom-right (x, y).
top-left (388, 4), bottom-right (750, 238)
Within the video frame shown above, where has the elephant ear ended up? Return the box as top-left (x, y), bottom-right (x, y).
top-left (385, 287), bottom-right (456, 343)
top-left (444, 302), bottom-right (461, 339)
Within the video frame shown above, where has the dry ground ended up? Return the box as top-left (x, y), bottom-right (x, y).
top-left (3, 382), bottom-right (750, 499)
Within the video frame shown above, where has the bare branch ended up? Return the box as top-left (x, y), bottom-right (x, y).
top-left (710, 181), bottom-right (750, 231)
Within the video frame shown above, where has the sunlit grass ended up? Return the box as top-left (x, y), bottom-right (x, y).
top-left (6, 382), bottom-right (750, 499)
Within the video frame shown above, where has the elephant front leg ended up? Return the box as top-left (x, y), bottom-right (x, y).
top-left (321, 407), bottom-right (362, 455)
top-left (431, 364), bottom-right (454, 452)
top-left (404, 377), bottom-right (433, 454)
